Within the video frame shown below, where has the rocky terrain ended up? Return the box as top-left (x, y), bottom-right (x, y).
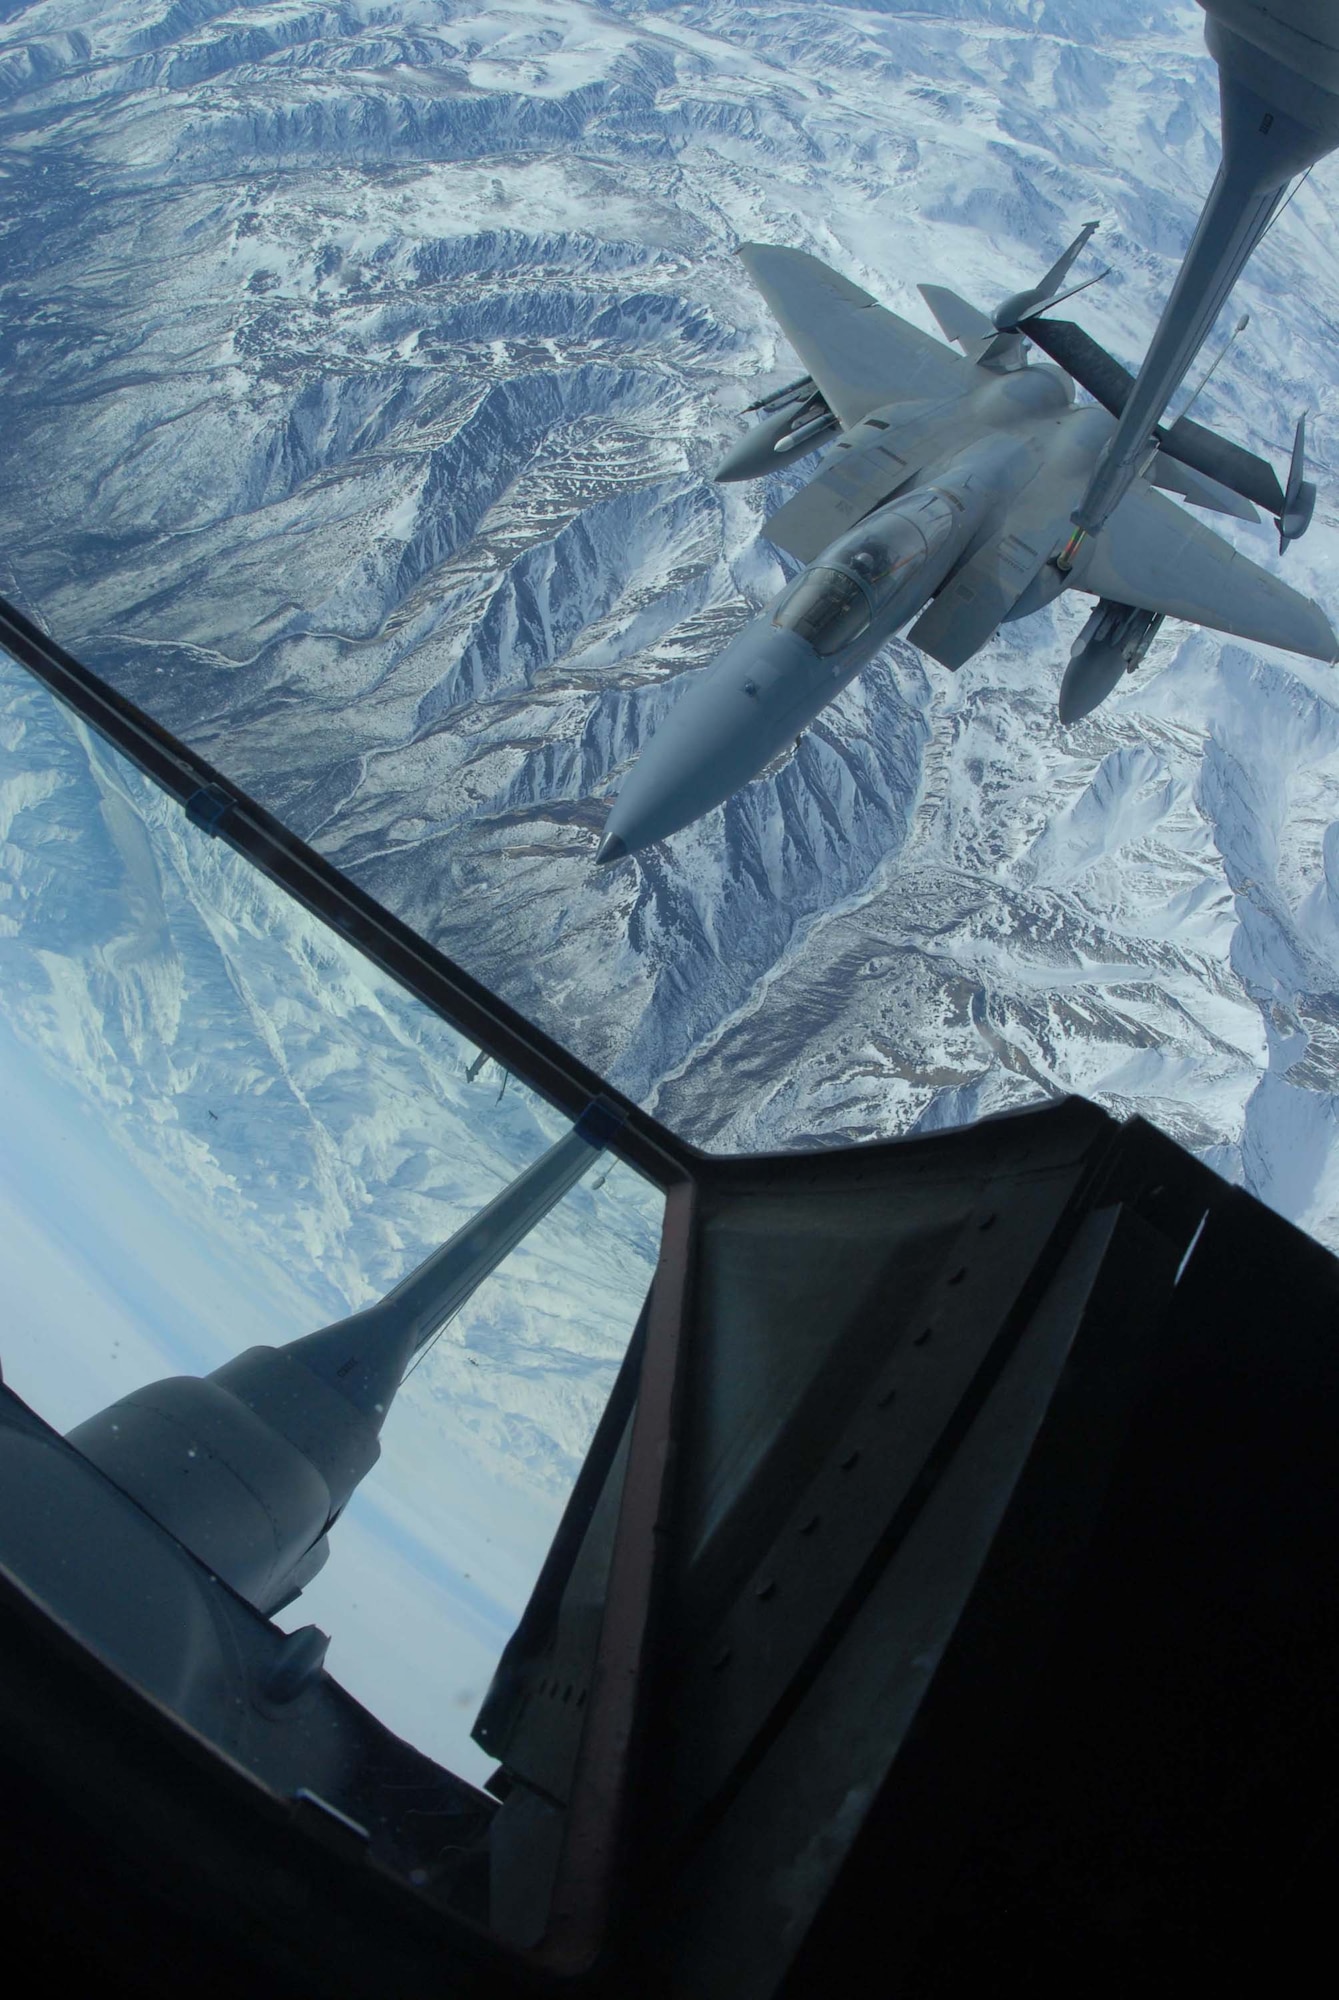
top-left (4, 0), bottom-right (1339, 1769)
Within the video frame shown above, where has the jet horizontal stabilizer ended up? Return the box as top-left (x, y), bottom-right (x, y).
top-left (1021, 314), bottom-right (1286, 517)
top-left (918, 284), bottom-right (994, 349)
top-left (1161, 411), bottom-right (1285, 520)
top-left (1151, 452), bottom-right (1260, 522)
top-left (917, 284), bottom-right (1030, 372)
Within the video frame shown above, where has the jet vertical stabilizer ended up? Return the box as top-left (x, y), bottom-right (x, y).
top-left (1279, 411), bottom-right (1316, 550)
top-left (919, 224), bottom-right (1105, 373)
top-left (991, 220), bottom-right (1101, 332)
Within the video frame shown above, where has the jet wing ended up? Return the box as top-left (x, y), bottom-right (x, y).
top-left (738, 243), bottom-right (971, 430)
top-left (1072, 482), bottom-right (1336, 661)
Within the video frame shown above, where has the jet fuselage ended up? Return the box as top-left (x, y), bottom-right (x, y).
top-left (598, 367), bottom-right (1087, 863)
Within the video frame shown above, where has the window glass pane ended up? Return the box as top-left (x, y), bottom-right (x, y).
top-left (0, 651), bottom-right (664, 1784)
top-left (772, 567), bottom-right (872, 657)
top-left (0, 0), bottom-right (1326, 1259)
top-left (838, 517), bottom-right (927, 599)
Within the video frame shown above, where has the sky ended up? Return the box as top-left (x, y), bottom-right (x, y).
top-left (0, 1002), bottom-right (546, 1782)
top-left (0, 651), bottom-right (661, 1786)
top-left (0, 999), bottom-right (649, 1785)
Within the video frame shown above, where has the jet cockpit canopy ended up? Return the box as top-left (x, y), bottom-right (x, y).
top-left (771, 489), bottom-right (961, 657)
top-left (771, 565), bottom-right (872, 656)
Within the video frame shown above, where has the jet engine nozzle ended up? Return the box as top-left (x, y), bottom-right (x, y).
top-left (1058, 600), bottom-right (1164, 723)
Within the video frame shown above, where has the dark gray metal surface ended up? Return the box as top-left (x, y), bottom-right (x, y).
top-left (471, 1098), bottom-right (1339, 1992)
top-left (67, 1119), bottom-right (609, 1616)
top-left (0, 1380), bottom-right (495, 1884)
top-left (667, 1202), bottom-right (1177, 2000)
top-left (5, 1090), bottom-right (1339, 1997)
top-left (1074, 1), bottom-right (1339, 535)
top-left (1020, 313), bottom-right (1287, 514)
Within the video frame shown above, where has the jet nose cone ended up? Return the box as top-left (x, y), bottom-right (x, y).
top-left (595, 831), bottom-right (629, 867)
top-left (591, 621), bottom-right (823, 857)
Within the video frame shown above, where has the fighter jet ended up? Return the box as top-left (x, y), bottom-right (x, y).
top-left (595, 232), bottom-right (1336, 866)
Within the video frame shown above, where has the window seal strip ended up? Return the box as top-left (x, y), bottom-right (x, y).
top-left (0, 591), bottom-right (694, 1191)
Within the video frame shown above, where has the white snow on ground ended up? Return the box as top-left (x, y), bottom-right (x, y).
top-left (4, 0), bottom-right (1339, 1769)
top-left (0, 651), bottom-right (661, 1777)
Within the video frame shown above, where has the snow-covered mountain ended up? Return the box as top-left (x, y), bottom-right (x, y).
top-left (0, 644), bottom-right (662, 1778)
top-left (3, 2), bottom-right (1339, 1240)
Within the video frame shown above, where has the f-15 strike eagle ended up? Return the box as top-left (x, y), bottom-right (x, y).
top-left (594, 228), bottom-right (1336, 867)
